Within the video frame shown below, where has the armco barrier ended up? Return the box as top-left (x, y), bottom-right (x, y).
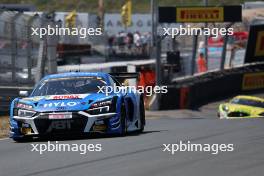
top-left (160, 85), bottom-right (180, 110)
top-left (160, 62), bottom-right (264, 110)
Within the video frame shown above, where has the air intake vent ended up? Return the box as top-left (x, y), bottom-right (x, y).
top-left (88, 100), bottom-right (93, 104)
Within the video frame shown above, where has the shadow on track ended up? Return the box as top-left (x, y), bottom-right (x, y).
top-left (12, 130), bottom-right (164, 143)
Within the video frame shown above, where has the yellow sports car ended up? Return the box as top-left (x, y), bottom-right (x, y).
top-left (218, 96), bottom-right (264, 119)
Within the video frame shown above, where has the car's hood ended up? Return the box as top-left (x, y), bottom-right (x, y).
top-left (223, 103), bottom-right (264, 115)
top-left (18, 93), bottom-right (113, 112)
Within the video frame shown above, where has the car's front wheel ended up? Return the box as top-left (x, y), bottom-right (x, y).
top-left (12, 136), bottom-right (32, 143)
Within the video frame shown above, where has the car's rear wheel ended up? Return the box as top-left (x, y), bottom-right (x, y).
top-left (139, 98), bottom-right (145, 133)
top-left (120, 103), bottom-right (127, 136)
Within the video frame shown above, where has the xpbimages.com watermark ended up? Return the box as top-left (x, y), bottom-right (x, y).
top-left (30, 141), bottom-right (102, 155)
top-left (162, 24), bottom-right (234, 38)
top-left (97, 85), bottom-right (168, 96)
top-left (31, 25), bottom-right (102, 38)
top-left (163, 141), bottom-right (234, 155)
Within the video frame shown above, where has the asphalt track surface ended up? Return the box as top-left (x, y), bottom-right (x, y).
top-left (0, 93), bottom-right (264, 176)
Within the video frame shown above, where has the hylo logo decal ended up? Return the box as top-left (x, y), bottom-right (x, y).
top-left (44, 102), bottom-right (79, 108)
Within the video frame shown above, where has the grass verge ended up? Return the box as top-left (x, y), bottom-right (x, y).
top-left (0, 116), bottom-right (9, 138)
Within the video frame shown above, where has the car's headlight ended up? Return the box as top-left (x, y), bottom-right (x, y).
top-left (222, 105), bottom-right (229, 112)
top-left (88, 99), bottom-right (112, 115)
top-left (17, 109), bottom-right (36, 117)
top-left (90, 99), bottom-right (112, 108)
top-left (16, 102), bottom-right (33, 110)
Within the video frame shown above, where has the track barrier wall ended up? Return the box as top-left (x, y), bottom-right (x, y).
top-left (160, 62), bottom-right (264, 110)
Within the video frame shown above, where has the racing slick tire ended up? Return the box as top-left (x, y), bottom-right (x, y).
top-left (139, 98), bottom-right (145, 133)
top-left (120, 102), bottom-right (127, 136)
top-left (12, 136), bottom-right (32, 143)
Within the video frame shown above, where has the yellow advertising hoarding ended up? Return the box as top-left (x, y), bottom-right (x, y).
top-left (176, 7), bottom-right (224, 22)
top-left (242, 72), bottom-right (264, 90)
top-left (255, 31), bottom-right (264, 57)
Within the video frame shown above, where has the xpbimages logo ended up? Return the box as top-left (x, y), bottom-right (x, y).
top-left (97, 85), bottom-right (168, 96)
top-left (162, 24), bottom-right (233, 38)
top-left (31, 25), bottom-right (102, 38)
top-left (30, 141), bottom-right (102, 154)
top-left (163, 141), bottom-right (234, 155)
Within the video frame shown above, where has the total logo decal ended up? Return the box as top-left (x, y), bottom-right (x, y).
top-left (43, 102), bottom-right (80, 108)
top-left (23, 94), bottom-right (90, 102)
top-left (52, 95), bottom-right (80, 99)
top-left (47, 94), bottom-right (90, 100)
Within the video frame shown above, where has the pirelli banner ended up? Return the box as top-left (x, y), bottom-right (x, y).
top-left (242, 72), bottom-right (264, 91)
top-left (245, 24), bottom-right (264, 63)
top-left (159, 6), bottom-right (242, 23)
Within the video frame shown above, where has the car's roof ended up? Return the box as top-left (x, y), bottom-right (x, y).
top-left (232, 95), bottom-right (264, 102)
top-left (42, 72), bottom-right (109, 80)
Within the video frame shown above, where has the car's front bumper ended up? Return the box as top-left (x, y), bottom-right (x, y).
top-left (10, 111), bottom-right (120, 138)
top-left (218, 110), bottom-right (264, 119)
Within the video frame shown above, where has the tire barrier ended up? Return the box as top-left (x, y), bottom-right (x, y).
top-left (160, 62), bottom-right (264, 110)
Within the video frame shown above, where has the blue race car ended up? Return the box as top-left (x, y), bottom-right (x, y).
top-left (9, 72), bottom-right (145, 142)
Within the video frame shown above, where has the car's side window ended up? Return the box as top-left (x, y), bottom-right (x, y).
top-left (109, 76), bottom-right (120, 87)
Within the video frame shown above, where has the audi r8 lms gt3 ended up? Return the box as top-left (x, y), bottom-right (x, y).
top-left (9, 72), bottom-right (145, 142)
top-left (218, 96), bottom-right (264, 119)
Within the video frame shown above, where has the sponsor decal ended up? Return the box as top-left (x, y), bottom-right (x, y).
top-left (242, 72), bottom-right (264, 90)
top-left (255, 31), bottom-right (264, 57)
top-left (43, 102), bottom-right (79, 108)
top-left (56, 107), bottom-right (67, 111)
top-left (159, 6), bottom-right (241, 23)
top-left (47, 94), bottom-right (89, 100)
top-left (47, 120), bottom-right (74, 132)
top-left (244, 24), bottom-right (264, 63)
top-left (176, 7), bottom-right (224, 22)
top-left (48, 113), bottom-right (72, 119)
top-left (52, 95), bottom-right (80, 100)
top-left (23, 96), bottom-right (45, 102)
top-left (17, 103), bottom-right (33, 109)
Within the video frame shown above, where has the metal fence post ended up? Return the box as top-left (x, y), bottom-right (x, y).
top-left (191, 34), bottom-right (198, 75)
top-left (220, 23), bottom-right (233, 70)
top-left (46, 21), bottom-right (59, 74)
top-left (26, 14), bottom-right (38, 83)
top-left (35, 39), bottom-right (46, 82)
top-left (10, 12), bottom-right (22, 83)
top-left (220, 34), bottom-right (229, 70)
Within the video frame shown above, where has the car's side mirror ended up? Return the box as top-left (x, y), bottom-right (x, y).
top-left (19, 90), bottom-right (29, 97)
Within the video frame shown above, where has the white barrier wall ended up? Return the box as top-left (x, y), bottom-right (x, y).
top-left (104, 13), bottom-right (152, 35)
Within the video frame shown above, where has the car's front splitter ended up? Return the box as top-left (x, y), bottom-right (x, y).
top-left (10, 111), bottom-right (120, 138)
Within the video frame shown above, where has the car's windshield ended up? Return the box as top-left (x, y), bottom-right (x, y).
top-left (31, 76), bottom-right (107, 96)
top-left (230, 98), bottom-right (264, 108)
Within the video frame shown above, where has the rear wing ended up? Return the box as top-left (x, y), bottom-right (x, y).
top-left (109, 72), bottom-right (140, 84)
top-left (110, 72), bottom-right (139, 80)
